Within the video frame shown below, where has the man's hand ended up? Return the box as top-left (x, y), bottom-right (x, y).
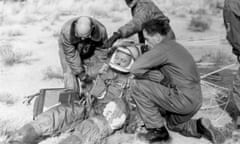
top-left (99, 63), bottom-right (109, 74)
top-left (78, 74), bottom-right (93, 84)
top-left (145, 70), bottom-right (165, 83)
top-left (102, 32), bottom-right (121, 49)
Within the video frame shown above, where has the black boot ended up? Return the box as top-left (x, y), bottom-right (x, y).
top-left (197, 118), bottom-right (226, 144)
top-left (8, 124), bottom-right (40, 144)
top-left (137, 126), bottom-right (171, 143)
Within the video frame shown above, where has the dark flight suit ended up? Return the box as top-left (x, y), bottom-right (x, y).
top-left (130, 39), bottom-right (203, 138)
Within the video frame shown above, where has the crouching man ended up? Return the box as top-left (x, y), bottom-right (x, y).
top-left (130, 19), bottom-right (226, 144)
top-left (8, 41), bottom-right (144, 144)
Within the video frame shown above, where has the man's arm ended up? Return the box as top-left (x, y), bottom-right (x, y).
top-left (118, 6), bottom-right (149, 38)
top-left (58, 34), bottom-right (85, 76)
top-left (130, 46), bottom-right (167, 78)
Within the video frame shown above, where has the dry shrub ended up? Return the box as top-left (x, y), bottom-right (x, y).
top-left (88, 6), bottom-right (110, 18)
top-left (43, 66), bottom-right (63, 80)
top-left (0, 44), bottom-right (34, 66)
top-left (0, 26), bottom-right (24, 37)
top-left (188, 15), bottom-right (212, 32)
top-left (53, 30), bottom-right (60, 37)
top-left (199, 50), bottom-right (235, 66)
top-left (0, 92), bottom-right (19, 105)
top-left (111, 15), bottom-right (124, 23)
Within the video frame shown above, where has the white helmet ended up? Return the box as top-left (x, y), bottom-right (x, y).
top-left (109, 41), bottom-right (142, 73)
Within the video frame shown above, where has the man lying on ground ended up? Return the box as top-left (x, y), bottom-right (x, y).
top-left (8, 41), bottom-right (145, 144)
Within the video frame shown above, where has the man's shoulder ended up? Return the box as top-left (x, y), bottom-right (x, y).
top-left (225, 0), bottom-right (240, 16)
top-left (90, 18), bottom-right (107, 42)
top-left (158, 40), bottom-right (188, 54)
top-left (60, 17), bottom-right (78, 41)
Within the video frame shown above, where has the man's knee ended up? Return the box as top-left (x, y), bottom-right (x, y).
top-left (8, 124), bottom-right (40, 144)
top-left (73, 117), bottom-right (112, 144)
top-left (130, 79), bottom-right (146, 97)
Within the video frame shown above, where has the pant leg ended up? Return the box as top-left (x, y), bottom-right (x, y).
top-left (228, 66), bottom-right (240, 126)
top-left (232, 67), bottom-right (240, 111)
top-left (29, 103), bottom-right (86, 136)
top-left (131, 79), bottom-right (201, 129)
top-left (59, 116), bottom-right (112, 144)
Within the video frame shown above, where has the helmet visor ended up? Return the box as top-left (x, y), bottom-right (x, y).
top-left (109, 47), bottom-right (134, 73)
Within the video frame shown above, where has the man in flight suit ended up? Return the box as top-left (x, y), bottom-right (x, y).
top-left (8, 16), bottom-right (108, 144)
top-left (8, 41), bottom-right (143, 144)
top-left (130, 19), bottom-right (226, 144)
top-left (103, 0), bottom-right (175, 48)
top-left (58, 41), bottom-right (144, 144)
top-left (223, 0), bottom-right (240, 129)
top-left (59, 16), bottom-right (108, 91)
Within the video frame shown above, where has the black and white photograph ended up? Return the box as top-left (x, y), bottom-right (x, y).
top-left (0, 0), bottom-right (240, 144)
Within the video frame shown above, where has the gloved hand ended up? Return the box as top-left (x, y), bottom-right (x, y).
top-left (78, 74), bottom-right (94, 84)
top-left (140, 44), bottom-right (150, 54)
top-left (78, 74), bottom-right (94, 98)
top-left (107, 46), bottom-right (118, 57)
top-left (103, 32), bottom-right (121, 49)
top-left (144, 70), bottom-right (165, 83)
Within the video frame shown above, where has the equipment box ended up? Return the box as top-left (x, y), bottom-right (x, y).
top-left (32, 88), bottom-right (65, 119)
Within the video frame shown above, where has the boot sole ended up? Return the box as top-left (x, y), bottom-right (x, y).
top-left (201, 118), bottom-right (225, 144)
top-left (201, 118), bottom-right (217, 143)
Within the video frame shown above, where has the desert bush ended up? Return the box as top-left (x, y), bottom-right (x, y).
top-left (89, 6), bottom-right (110, 18)
top-left (0, 44), bottom-right (34, 66)
top-left (199, 50), bottom-right (235, 66)
top-left (43, 66), bottom-right (63, 80)
top-left (36, 40), bottom-right (44, 44)
top-left (0, 26), bottom-right (24, 37)
top-left (0, 92), bottom-right (19, 105)
top-left (52, 30), bottom-right (60, 37)
top-left (111, 15), bottom-right (123, 23)
top-left (188, 15), bottom-right (212, 32)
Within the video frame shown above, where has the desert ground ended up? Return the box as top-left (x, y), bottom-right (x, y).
top-left (0, 0), bottom-right (239, 144)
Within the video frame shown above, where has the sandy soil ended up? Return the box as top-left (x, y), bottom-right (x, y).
top-left (0, 0), bottom-right (239, 144)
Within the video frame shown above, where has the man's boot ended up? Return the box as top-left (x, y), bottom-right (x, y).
top-left (137, 126), bottom-right (171, 143)
top-left (8, 124), bottom-right (40, 144)
top-left (197, 118), bottom-right (226, 144)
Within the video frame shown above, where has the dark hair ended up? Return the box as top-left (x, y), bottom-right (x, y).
top-left (142, 19), bottom-right (170, 36)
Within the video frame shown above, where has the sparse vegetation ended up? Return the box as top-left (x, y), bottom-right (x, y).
top-left (36, 40), bottom-right (44, 44)
top-left (188, 15), bottom-right (212, 32)
top-left (89, 6), bottom-right (110, 18)
top-left (2, 0), bottom-right (240, 143)
top-left (111, 15), bottom-right (123, 23)
top-left (0, 92), bottom-right (19, 105)
top-left (1, 28), bottom-right (23, 37)
top-left (43, 66), bottom-right (63, 80)
top-left (199, 50), bottom-right (236, 66)
top-left (52, 30), bottom-right (60, 37)
top-left (0, 44), bottom-right (34, 66)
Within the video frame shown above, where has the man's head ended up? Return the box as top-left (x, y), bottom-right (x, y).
top-left (142, 19), bottom-right (171, 48)
top-left (113, 50), bottom-right (132, 68)
top-left (125, 0), bottom-right (138, 8)
top-left (75, 17), bottom-right (92, 40)
top-left (109, 42), bottom-right (142, 73)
